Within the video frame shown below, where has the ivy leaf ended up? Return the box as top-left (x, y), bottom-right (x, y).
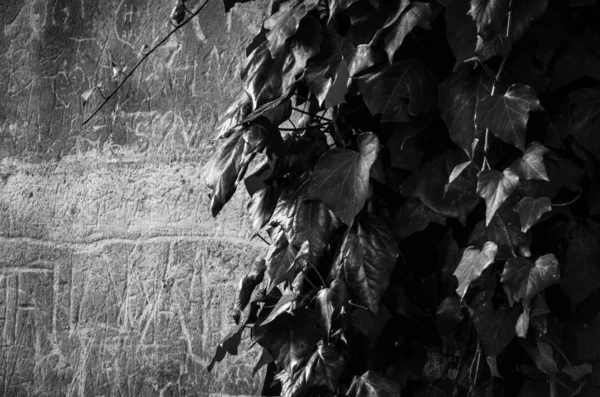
top-left (438, 65), bottom-right (491, 156)
top-left (513, 196), bottom-right (552, 233)
top-left (248, 183), bottom-right (282, 230)
top-left (282, 344), bottom-right (346, 397)
top-left (333, 209), bottom-right (400, 312)
top-left (394, 198), bottom-right (446, 241)
top-left (384, 2), bottom-right (431, 63)
top-left (242, 15), bottom-right (322, 110)
top-left (316, 279), bottom-right (349, 332)
top-left (348, 44), bottom-right (376, 77)
top-left (568, 88), bottom-right (600, 163)
top-left (563, 363), bottom-right (593, 381)
top-left (435, 296), bottom-right (465, 337)
top-left (454, 241), bottom-right (498, 299)
top-left (475, 84), bottom-right (544, 150)
top-left (470, 200), bottom-right (532, 260)
top-left (501, 254), bottom-right (560, 308)
top-left (473, 300), bottom-right (519, 356)
top-left (346, 370), bottom-right (402, 397)
top-left (400, 149), bottom-right (479, 224)
top-left (266, 227), bottom-right (299, 292)
top-left (443, 0), bottom-right (477, 68)
top-left (306, 132), bottom-right (380, 226)
top-left (262, 289), bottom-right (297, 326)
top-left (204, 127), bottom-right (256, 217)
top-left (525, 336), bottom-right (559, 374)
top-left (551, 34), bottom-right (600, 92)
top-left (510, 142), bottom-right (550, 181)
top-left (328, 0), bottom-right (362, 20)
top-left (305, 33), bottom-right (354, 106)
top-left (469, 0), bottom-right (549, 45)
top-left (264, 0), bottom-right (319, 58)
top-left (207, 323), bottom-right (244, 372)
top-left (271, 176), bottom-right (341, 265)
top-left (477, 168), bottom-right (520, 226)
top-left (562, 219), bottom-right (600, 306)
top-left (357, 59), bottom-right (437, 123)
top-left (253, 309), bottom-right (323, 374)
top-left (351, 304), bottom-right (392, 341)
top-left (252, 348), bottom-right (273, 377)
top-left (232, 257), bottom-right (266, 324)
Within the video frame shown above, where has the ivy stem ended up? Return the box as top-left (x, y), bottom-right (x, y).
top-left (82, 0), bottom-right (211, 126)
top-left (549, 375), bottom-right (557, 397)
top-left (552, 190), bottom-right (582, 207)
top-left (292, 106), bottom-right (332, 122)
top-left (482, 0), bottom-right (513, 170)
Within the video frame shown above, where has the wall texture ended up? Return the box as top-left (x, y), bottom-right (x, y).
top-left (0, 0), bottom-right (269, 395)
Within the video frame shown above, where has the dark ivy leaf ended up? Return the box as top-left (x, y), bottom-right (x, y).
top-left (271, 176), bottom-right (341, 266)
top-left (252, 348), bottom-right (274, 377)
top-left (262, 288), bottom-right (297, 326)
top-left (357, 59), bottom-right (437, 123)
top-left (475, 84), bottom-right (544, 151)
top-left (477, 168), bottom-right (520, 226)
top-left (551, 33), bottom-right (600, 92)
top-left (383, 2), bottom-right (431, 63)
top-left (435, 296), bottom-right (465, 336)
top-left (264, 0), bottom-right (319, 58)
top-left (473, 300), bottom-right (519, 356)
top-left (443, 0), bottom-right (477, 68)
top-left (394, 198), bottom-right (446, 241)
top-left (266, 227), bottom-right (299, 291)
top-left (438, 65), bottom-right (491, 157)
top-left (242, 15), bottom-right (322, 111)
top-left (346, 370), bottom-right (402, 397)
top-left (501, 254), bottom-right (560, 308)
top-left (205, 127), bottom-right (257, 217)
top-left (468, 0), bottom-right (549, 48)
top-left (333, 209), bottom-right (400, 312)
top-left (513, 196), bottom-right (552, 233)
top-left (454, 241), bottom-right (498, 299)
top-left (248, 182), bottom-right (282, 230)
top-left (562, 219), bottom-right (600, 306)
top-left (351, 304), bottom-right (392, 341)
top-left (280, 343), bottom-right (346, 397)
top-left (400, 149), bottom-right (479, 224)
top-left (306, 132), bottom-right (380, 226)
top-left (470, 200), bottom-right (532, 260)
top-left (252, 309), bottom-right (324, 374)
top-left (207, 322), bottom-right (245, 372)
top-left (232, 257), bottom-right (266, 324)
top-left (568, 88), bottom-right (600, 163)
top-left (316, 278), bottom-right (349, 332)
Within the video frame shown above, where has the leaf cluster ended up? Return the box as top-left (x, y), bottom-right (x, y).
top-left (204, 0), bottom-right (600, 396)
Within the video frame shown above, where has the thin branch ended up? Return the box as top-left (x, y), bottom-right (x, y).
top-left (82, 0), bottom-right (212, 126)
top-left (552, 190), bottom-right (582, 207)
top-left (292, 106), bottom-right (332, 122)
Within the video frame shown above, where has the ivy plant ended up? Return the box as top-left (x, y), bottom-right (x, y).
top-left (201, 0), bottom-right (600, 396)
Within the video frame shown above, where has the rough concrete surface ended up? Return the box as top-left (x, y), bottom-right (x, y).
top-left (0, 0), bottom-right (272, 395)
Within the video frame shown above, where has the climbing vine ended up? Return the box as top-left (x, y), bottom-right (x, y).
top-left (86, 0), bottom-right (600, 395)
top-left (204, 0), bottom-right (600, 396)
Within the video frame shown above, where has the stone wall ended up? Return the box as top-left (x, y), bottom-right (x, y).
top-left (0, 0), bottom-right (269, 395)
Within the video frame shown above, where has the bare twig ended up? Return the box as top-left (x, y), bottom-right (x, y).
top-left (82, 0), bottom-right (211, 126)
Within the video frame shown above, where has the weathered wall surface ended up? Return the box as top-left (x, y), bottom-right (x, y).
top-left (0, 0), bottom-right (269, 395)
